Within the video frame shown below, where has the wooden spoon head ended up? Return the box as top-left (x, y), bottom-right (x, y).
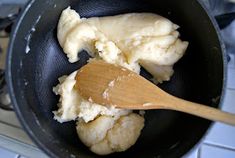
top-left (75, 60), bottom-right (168, 109)
top-left (75, 61), bottom-right (235, 126)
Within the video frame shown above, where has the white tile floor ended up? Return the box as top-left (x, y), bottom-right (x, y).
top-left (0, 148), bottom-right (18, 158)
top-left (200, 144), bottom-right (235, 158)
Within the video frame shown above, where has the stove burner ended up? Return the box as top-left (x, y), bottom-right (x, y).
top-left (0, 4), bottom-right (21, 33)
top-left (0, 70), bottom-right (12, 110)
top-left (0, 4), bottom-right (22, 110)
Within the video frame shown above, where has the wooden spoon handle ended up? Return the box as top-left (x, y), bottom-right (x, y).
top-left (163, 96), bottom-right (235, 126)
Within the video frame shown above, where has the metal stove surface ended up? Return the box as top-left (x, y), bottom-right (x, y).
top-left (0, 0), bottom-right (235, 158)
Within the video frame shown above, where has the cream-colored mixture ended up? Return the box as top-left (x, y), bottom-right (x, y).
top-left (58, 7), bottom-right (188, 82)
top-left (53, 71), bottom-right (131, 123)
top-left (53, 7), bottom-right (188, 155)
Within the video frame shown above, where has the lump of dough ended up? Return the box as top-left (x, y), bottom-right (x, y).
top-left (140, 61), bottom-right (174, 83)
top-left (53, 71), bottom-right (131, 123)
top-left (76, 113), bottom-right (144, 155)
top-left (57, 7), bottom-right (188, 82)
top-left (104, 113), bottom-right (144, 151)
top-left (76, 116), bottom-right (115, 147)
top-left (57, 7), bottom-right (81, 48)
top-left (53, 71), bottom-right (80, 122)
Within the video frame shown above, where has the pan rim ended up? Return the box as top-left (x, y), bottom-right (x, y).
top-left (5, 0), bottom-right (227, 158)
top-left (181, 0), bottom-right (227, 157)
top-left (5, 0), bottom-right (58, 158)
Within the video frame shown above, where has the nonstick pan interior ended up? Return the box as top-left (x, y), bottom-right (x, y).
top-left (7, 0), bottom-right (225, 158)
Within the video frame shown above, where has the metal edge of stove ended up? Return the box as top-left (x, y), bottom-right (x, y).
top-left (0, 123), bottom-right (48, 158)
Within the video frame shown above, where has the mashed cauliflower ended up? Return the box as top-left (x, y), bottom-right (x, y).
top-left (53, 7), bottom-right (188, 155)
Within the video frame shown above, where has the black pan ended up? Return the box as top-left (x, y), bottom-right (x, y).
top-left (6, 0), bottom-right (227, 158)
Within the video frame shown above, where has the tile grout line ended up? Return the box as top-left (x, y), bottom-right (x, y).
top-left (203, 142), bottom-right (235, 151)
top-left (197, 146), bottom-right (201, 158)
top-left (0, 120), bottom-right (22, 129)
top-left (14, 155), bottom-right (21, 158)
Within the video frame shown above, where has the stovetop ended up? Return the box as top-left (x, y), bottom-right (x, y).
top-left (0, 0), bottom-right (235, 158)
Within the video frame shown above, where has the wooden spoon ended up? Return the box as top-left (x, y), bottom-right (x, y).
top-left (75, 60), bottom-right (235, 126)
